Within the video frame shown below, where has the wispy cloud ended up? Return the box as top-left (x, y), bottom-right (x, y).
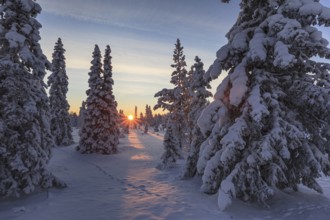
top-left (38, 0), bottom-right (240, 113)
top-left (38, 0), bottom-right (238, 38)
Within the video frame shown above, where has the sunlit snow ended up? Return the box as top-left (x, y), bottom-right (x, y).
top-left (1, 129), bottom-right (330, 220)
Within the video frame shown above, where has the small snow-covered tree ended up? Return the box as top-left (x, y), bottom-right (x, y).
top-left (197, 0), bottom-right (330, 210)
top-left (78, 101), bottom-right (86, 127)
top-left (149, 105), bottom-right (153, 124)
top-left (139, 112), bottom-right (144, 128)
top-left (158, 115), bottom-right (181, 169)
top-left (134, 106), bottom-right (138, 129)
top-left (143, 105), bottom-right (150, 133)
top-left (153, 113), bottom-right (164, 132)
top-left (48, 38), bottom-right (73, 146)
top-left (154, 38), bottom-right (190, 155)
top-left (118, 109), bottom-right (129, 134)
top-left (182, 56), bottom-right (212, 178)
top-left (145, 104), bottom-right (153, 127)
top-left (69, 112), bottom-right (79, 127)
top-left (0, 0), bottom-right (66, 197)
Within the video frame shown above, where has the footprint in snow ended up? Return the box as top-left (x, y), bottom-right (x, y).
top-left (138, 185), bottom-right (146, 189)
top-left (281, 203), bottom-right (330, 218)
top-left (12, 207), bottom-right (28, 213)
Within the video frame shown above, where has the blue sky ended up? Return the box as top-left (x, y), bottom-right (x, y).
top-left (38, 0), bottom-right (240, 115)
top-left (37, 0), bottom-right (330, 115)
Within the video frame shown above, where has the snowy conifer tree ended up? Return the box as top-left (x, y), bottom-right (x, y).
top-left (139, 112), bottom-right (144, 128)
top-left (78, 45), bottom-right (119, 154)
top-left (77, 45), bottom-right (103, 153)
top-left (154, 38), bottom-right (190, 154)
top-left (98, 45), bottom-right (120, 153)
top-left (48, 38), bottom-right (73, 146)
top-left (143, 105), bottom-right (149, 133)
top-left (134, 106), bottom-right (138, 129)
top-left (145, 104), bottom-right (153, 127)
top-left (119, 109), bottom-right (126, 128)
top-left (69, 112), bottom-right (79, 127)
top-left (197, 0), bottom-right (330, 210)
top-left (78, 101), bottom-right (86, 127)
top-left (158, 115), bottom-right (181, 169)
top-left (182, 56), bottom-right (212, 178)
top-left (0, 0), bottom-right (66, 197)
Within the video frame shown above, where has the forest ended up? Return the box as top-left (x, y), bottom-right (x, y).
top-left (1, 0), bottom-right (330, 219)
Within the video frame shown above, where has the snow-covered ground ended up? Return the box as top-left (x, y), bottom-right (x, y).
top-left (1, 129), bottom-right (330, 220)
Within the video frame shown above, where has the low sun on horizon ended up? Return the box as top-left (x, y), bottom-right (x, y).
top-left (128, 114), bottom-right (134, 121)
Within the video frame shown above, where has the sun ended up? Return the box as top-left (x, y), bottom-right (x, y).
top-left (128, 114), bottom-right (134, 121)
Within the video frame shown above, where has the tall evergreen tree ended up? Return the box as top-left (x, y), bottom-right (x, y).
top-left (154, 38), bottom-right (190, 162)
top-left (77, 45), bottom-right (104, 154)
top-left (182, 56), bottom-right (212, 178)
top-left (0, 0), bottom-right (65, 197)
top-left (98, 45), bottom-right (120, 153)
top-left (47, 38), bottom-right (73, 146)
top-left (143, 105), bottom-right (150, 133)
top-left (134, 106), bottom-right (138, 129)
top-left (184, 65), bottom-right (194, 144)
top-left (197, 0), bottom-right (330, 210)
top-left (78, 45), bottom-right (119, 154)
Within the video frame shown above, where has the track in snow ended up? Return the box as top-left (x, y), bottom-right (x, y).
top-left (2, 129), bottom-right (330, 220)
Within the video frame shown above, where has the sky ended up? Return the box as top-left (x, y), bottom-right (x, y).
top-left (37, 0), bottom-right (330, 116)
top-left (37, 0), bottom-right (240, 115)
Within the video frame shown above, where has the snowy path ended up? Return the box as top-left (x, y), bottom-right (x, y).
top-left (1, 129), bottom-right (330, 220)
top-left (0, 130), bottom-right (221, 220)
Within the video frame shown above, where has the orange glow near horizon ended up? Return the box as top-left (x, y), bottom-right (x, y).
top-left (128, 114), bottom-right (134, 121)
top-left (69, 104), bottom-right (167, 116)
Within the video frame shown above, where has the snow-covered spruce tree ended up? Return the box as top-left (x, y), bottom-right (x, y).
top-left (0, 0), bottom-right (66, 197)
top-left (158, 115), bottom-right (182, 169)
top-left (182, 56), bottom-right (212, 178)
top-left (185, 66), bottom-right (194, 145)
top-left (143, 105), bottom-right (150, 133)
top-left (78, 45), bottom-right (119, 154)
top-left (139, 112), bottom-right (144, 122)
top-left (77, 45), bottom-right (103, 153)
top-left (154, 38), bottom-right (190, 155)
top-left (47, 38), bottom-right (73, 146)
top-left (118, 109), bottom-right (129, 134)
top-left (148, 105), bottom-right (153, 125)
top-left (69, 112), bottom-right (79, 128)
top-left (78, 101), bottom-right (86, 128)
top-left (134, 105), bottom-right (138, 129)
top-left (197, 0), bottom-right (330, 210)
top-left (145, 104), bottom-right (153, 127)
top-left (97, 45), bottom-right (120, 153)
top-left (139, 112), bottom-right (144, 128)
